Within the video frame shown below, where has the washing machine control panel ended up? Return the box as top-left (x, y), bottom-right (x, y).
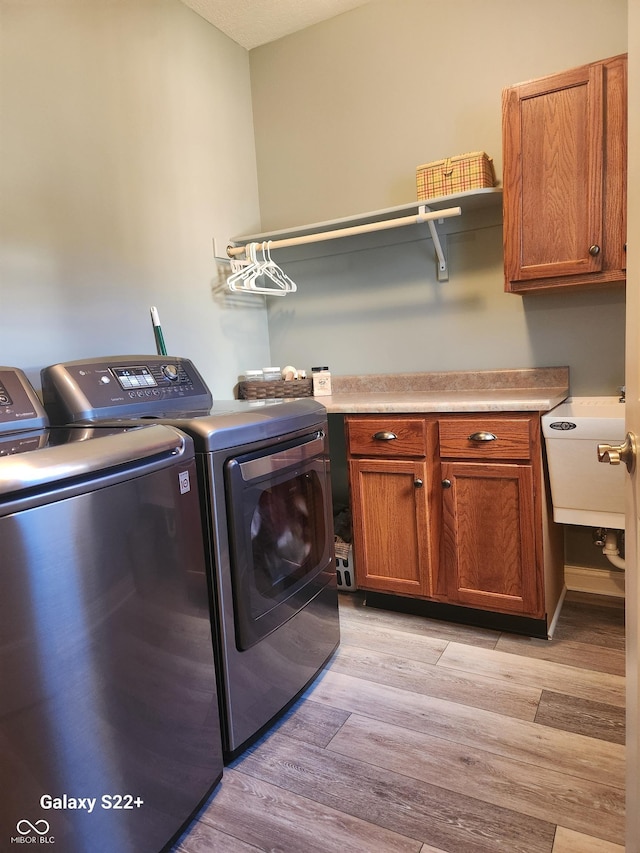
top-left (0, 380), bottom-right (12, 407)
top-left (0, 368), bottom-right (49, 434)
top-left (41, 355), bottom-right (214, 424)
top-left (0, 431), bottom-right (48, 457)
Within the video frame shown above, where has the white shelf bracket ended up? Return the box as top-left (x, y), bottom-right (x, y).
top-left (417, 205), bottom-right (449, 281)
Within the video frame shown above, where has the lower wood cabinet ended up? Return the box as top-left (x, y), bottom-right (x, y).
top-left (345, 413), bottom-right (563, 633)
top-left (348, 457), bottom-right (432, 596)
top-left (347, 416), bottom-right (439, 597)
top-left (439, 460), bottom-right (540, 616)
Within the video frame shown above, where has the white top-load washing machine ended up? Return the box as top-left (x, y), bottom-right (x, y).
top-left (0, 367), bottom-right (223, 853)
top-left (41, 355), bottom-right (341, 761)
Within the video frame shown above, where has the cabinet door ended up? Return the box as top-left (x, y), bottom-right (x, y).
top-left (440, 461), bottom-right (542, 616)
top-left (503, 55), bottom-right (626, 293)
top-left (349, 458), bottom-right (431, 596)
top-left (503, 62), bottom-right (603, 285)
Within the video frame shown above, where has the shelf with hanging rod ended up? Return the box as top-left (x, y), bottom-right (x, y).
top-left (221, 187), bottom-right (502, 289)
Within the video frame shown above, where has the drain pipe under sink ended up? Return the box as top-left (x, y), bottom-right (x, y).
top-left (602, 529), bottom-right (626, 571)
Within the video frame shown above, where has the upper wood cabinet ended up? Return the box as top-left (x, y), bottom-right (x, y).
top-left (502, 54), bottom-right (627, 294)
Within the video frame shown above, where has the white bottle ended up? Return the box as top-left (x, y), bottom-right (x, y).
top-left (312, 366), bottom-right (332, 396)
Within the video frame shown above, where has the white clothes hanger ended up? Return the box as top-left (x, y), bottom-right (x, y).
top-left (227, 242), bottom-right (261, 291)
top-left (259, 242), bottom-right (297, 293)
top-left (227, 241), bottom-right (297, 295)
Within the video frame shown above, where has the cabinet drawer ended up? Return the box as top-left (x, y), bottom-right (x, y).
top-left (438, 417), bottom-right (532, 460)
top-left (347, 417), bottom-right (427, 457)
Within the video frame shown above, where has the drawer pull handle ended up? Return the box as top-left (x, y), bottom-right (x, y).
top-left (373, 431), bottom-right (397, 441)
top-left (468, 431), bottom-right (497, 442)
top-left (442, 479), bottom-right (452, 489)
top-left (414, 478), bottom-right (423, 488)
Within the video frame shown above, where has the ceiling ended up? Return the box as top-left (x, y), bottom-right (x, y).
top-left (181, 0), bottom-right (374, 50)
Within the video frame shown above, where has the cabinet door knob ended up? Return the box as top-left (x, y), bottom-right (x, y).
top-left (373, 431), bottom-right (397, 441)
top-left (468, 431), bottom-right (497, 442)
top-left (414, 478), bottom-right (424, 488)
top-left (442, 478), bottom-right (452, 489)
top-left (589, 244), bottom-right (601, 256)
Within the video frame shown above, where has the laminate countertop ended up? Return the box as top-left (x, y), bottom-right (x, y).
top-left (314, 367), bottom-right (569, 414)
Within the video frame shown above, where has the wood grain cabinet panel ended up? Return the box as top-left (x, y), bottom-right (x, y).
top-left (440, 461), bottom-right (541, 616)
top-left (346, 416), bottom-right (437, 597)
top-left (345, 412), bottom-right (561, 632)
top-left (503, 54), bottom-right (627, 294)
top-left (346, 417), bottom-right (427, 458)
top-left (348, 457), bottom-right (432, 596)
top-left (437, 415), bottom-right (545, 618)
top-left (438, 417), bottom-right (532, 460)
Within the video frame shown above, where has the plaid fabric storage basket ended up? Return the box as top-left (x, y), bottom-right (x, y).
top-left (416, 152), bottom-right (496, 200)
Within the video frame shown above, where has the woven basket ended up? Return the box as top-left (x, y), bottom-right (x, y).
top-left (416, 151), bottom-right (496, 200)
top-left (238, 379), bottom-right (313, 400)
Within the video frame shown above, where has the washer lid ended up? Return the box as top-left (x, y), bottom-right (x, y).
top-left (0, 424), bottom-right (190, 498)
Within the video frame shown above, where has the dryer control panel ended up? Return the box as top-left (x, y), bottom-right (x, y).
top-left (41, 355), bottom-right (213, 424)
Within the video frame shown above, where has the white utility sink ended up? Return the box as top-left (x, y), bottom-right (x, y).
top-left (541, 396), bottom-right (626, 530)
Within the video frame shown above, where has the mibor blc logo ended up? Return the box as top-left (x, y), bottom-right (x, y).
top-left (17, 821), bottom-right (50, 835)
top-left (12, 819), bottom-right (55, 844)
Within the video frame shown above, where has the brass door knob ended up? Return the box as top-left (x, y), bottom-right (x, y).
top-left (597, 432), bottom-right (636, 474)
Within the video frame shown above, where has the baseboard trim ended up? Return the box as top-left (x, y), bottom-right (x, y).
top-left (564, 564), bottom-right (625, 598)
top-left (362, 592), bottom-right (549, 639)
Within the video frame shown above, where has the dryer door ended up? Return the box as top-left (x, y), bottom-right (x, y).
top-left (225, 430), bottom-right (334, 650)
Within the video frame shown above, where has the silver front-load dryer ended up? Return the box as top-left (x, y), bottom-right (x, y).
top-left (40, 355), bottom-right (341, 761)
top-left (0, 367), bottom-right (223, 853)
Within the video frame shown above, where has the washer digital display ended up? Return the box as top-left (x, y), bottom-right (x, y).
top-left (112, 366), bottom-right (158, 390)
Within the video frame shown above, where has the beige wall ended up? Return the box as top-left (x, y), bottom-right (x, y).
top-left (250, 0), bottom-right (627, 397)
top-left (251, 0), bottom-right (627, 230)
top-left (0, 0), bottom-right (627, 395)
top-left (0, 0), bottom-right (269, 396)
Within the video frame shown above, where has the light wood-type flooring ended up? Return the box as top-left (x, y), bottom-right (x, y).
top-left (172, 590), bottom-right (625, 853)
